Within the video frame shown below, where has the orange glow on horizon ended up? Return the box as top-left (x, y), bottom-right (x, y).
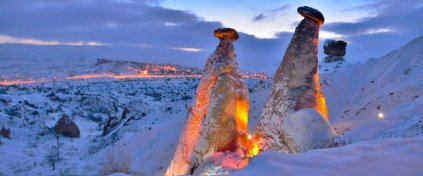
top-left (66, 73), bottom-right (201, 80)
top-left (0, 73), bottom-right (268, 86)
top-left (0, 79), bottom-right (46, 86)
top-left (163, 65), bottom-right (177, 72)
top-left (0, 73), bottom-right (201, 86)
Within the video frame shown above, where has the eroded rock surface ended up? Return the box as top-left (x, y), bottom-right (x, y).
top-left (54, 114), bottom-right (80, 138)
top-left (324, 39), bottom-right (347, 63)
top-left (254, 6), bottom-right (329, 153)
top-left (282, 108), bottom-right (336, 152)
top-left (166, 28), bottom-right (249, 176)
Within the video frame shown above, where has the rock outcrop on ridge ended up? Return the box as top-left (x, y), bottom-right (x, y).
top-left (166, 28), bottom-right (249, 176)
top-left (254, 6), bottom-right (330, 153)
top-left (324, 39), bottom-right (347, 63)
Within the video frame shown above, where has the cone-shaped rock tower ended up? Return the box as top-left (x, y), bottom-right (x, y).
top-left (254, 6), bottom-right (329, 153)
top-left (166, 28), bottom-right (249, 176)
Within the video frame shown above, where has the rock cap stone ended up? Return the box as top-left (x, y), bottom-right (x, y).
top-left (214, 28), bottom-right (239, 41)
top-left (297, 6), bottom-right (325, 24)
top-left (324, 40), bottom-right (347, 56)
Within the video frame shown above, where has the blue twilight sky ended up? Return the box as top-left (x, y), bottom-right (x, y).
top-left (0, 0), bottom-right (422, 73)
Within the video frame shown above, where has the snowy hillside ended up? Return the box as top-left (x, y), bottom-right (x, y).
top-left (0, 77), bottom-right (269, 175)
top-left (321, 35), bottom-right (423, 141)
top-left (229, 36), bottom-right (423, 175)
top-left (0, 56), bottom-right (202, 81)
top-left (0, 35), bottom-right (422, 176)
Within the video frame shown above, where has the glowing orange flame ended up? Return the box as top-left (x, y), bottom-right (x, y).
top-left (235, 99), bottom-right (249, 130)
top-left (250, 142), bottom-right (260, 157)
top-left (314, 71), bottom-right (329, 121)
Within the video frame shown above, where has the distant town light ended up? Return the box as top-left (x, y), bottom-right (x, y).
top-left (378, 112), bottom-right (384, 119)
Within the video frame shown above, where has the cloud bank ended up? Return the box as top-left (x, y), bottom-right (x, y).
top-left (0, 0), bottom-right (422, 73)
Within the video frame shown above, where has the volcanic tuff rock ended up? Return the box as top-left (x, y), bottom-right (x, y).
top-left (81, 95), bottom-right (118, 114)
top-left (298, 6), bottom-right (325, 24)
top-left (324, 40), bottom-right (347, 56)
top-left (254, 6), bottom-right (330, 153)
top-left (1, 126), bottom-right (11, 139)
top-left (54, 114), bottom-right (80, 138)
top-left (324, 39), bottom-right (347, 63)
top-left (166, 28), bottom-right (249, 176)
top-left (281, 108), bottom-right (336, 152)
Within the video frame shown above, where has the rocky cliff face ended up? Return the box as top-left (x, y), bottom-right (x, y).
top-left (165, 28), bottom-right (249, 176)
top-left (254, 6), bottom-right (330, 153)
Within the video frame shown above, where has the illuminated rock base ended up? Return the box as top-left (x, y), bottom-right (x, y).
top-left (254, 6), bottom-right (330, 153)
top-left (165, 28), bottom-right (249, 176)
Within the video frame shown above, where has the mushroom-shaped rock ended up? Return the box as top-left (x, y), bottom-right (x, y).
top-left (54, 114), bottom-right (80, 138)
top-left (254, 6), bottom-right (329, 153)
top-left (298, 6), bottom-right (325, 24)
top-left (166, 28), bottom-right (249, 176)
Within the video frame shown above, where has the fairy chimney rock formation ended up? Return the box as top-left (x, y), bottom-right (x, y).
top-left (254, 6), bottom-right (330, 153)
top-left (166, 28), bottom-right (249, 176)
top-left (324, 40), bottom-right (347, 63)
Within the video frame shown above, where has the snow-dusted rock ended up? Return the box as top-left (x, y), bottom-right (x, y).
top-left (126, 100), bottom-right (149, 117)
top-left (103, 116), bottom-right (119, 135)
top-left (282, 108), bottom-right (336, 152)
top-left (254, 6), bottom-right (329, 153)
top-left (54, 114), bottom-right (80, 138)
top-left (81, 95), bottom-right (118, 114)
top-left (102, 102), bottom-right (148, 135)
top-left (166, 28), bottom-right (249, 176)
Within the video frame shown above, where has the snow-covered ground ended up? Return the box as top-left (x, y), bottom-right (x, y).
top-left (0, 36), bottom-right (422, 176)
top-left (0, 77), bottom-right (268, 175)
top-left (230, 136), bottom-right (423, 176)
top-left (230, 35), bottom-right (423, 176)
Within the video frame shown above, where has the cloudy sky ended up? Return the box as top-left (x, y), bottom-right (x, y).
top-left (0, 0), bottom-right (422, 73)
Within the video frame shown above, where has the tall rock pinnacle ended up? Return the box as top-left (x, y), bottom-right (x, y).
top-left (254, 6), bottom-right (329, 153)
top-left (165, 28), bottom-right (249, 176)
